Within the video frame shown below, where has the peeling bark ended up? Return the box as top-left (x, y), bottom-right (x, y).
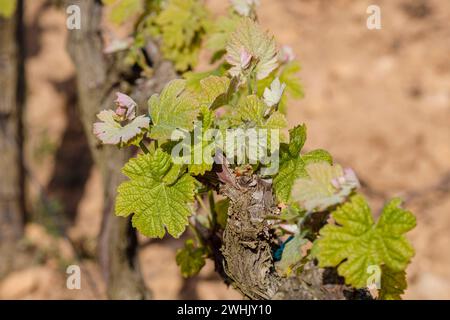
top-left (219, 174), bottom-right (371, 300)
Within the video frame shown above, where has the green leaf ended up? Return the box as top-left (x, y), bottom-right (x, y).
top-left (115, 149), bottom-right (196, 238)
top-left (187, 118), bottom-right (216, 176)
top-left (291, 162), bottom-right (360, 213)
top-left (276, 233), bottom-right (309, 276)
top-left (379, 266), bottom-right (407, 300)
top-left (237, 95), bottom-right (287, 130)
top-left (226, 18), bottom-right (278, 80)
top-left (313, 194), bottom-right (416, 288)
top-left (176, 239), bottom-right (206, 278)
top-left (273, 125), bottom-right (332, 203)
top-left (0, 0), bottom-right (16, 18)
top-left (287, 124), bottom-right (306, 156)
top-left (278, 203), bottom-right (305, 222)
top-left (148, 79), bottom-right (200, 142)
top-left (265, 111), bottom-right (288, 130)
top-left (104, 0), bottom-right (144, 25)
top-left (197, 75), bottom-right (232, 109)
top-left (184, 69), bottom-right (223, 91)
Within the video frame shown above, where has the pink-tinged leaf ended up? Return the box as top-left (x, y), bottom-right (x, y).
top-left (226, 18), bottom-right (278, 80)
top-left (331, 168), bottom-right (361, 189)
top-left (279, 45), bottom-right (295, 63)
top-left (93, 110), bottom-right (149, 145)
top-left (292, 162), bottom-right (360, 213)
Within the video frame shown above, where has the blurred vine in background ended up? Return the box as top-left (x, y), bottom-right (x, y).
top-left (0, 0), bottom-right (17, 18)
top-left (96, 0), bottom-right (415, 300)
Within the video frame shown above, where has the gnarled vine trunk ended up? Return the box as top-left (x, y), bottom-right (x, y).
top-left (218, 173), bottom-right (371, 300)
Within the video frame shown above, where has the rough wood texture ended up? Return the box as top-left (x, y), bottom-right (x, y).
top-left (0, 0), bottom-right (25, 278)
top-left (219, 173), bottom-right (371, 300)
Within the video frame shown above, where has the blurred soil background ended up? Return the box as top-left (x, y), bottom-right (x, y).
top-left (0, 0), bottom-right (449, 299)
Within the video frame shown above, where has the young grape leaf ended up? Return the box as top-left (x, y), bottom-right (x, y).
top-left (206, 14), bottom-right (240, 57)
top-left (379, 266), bottom-right (407, 300)
top-left (276, 233), bottom-right (309, 276)
top-left (0, 0), bottom-right (16, 18)
top-left (148, 79), bottom-right (200, 142)
top-left (187, 111), bottom-right (216, 176)
top-left (215, 198), bottom-right (230, 229)
top-left (279, 61), bottom-right (304, 99)
top-left (197, 75), bottom-right (234, 110)
top-left (231, 0), bottom-right (260, 17)
top-left (263, 77), bottom-right (286, 107)
top-left (274, 125), bottom-right (332, 203)
top-left (93, 110), bottom-right (149, 146)
top-left (226, 18), bottom-right (278, 80)
top-left (115, 149), bottom-right (196, 238)
top-left (257, 61), bottom-right (304, 114)
top-left (312, 194), bottom-right (416, 289)
top-left (114, 92), bottom-right (137, 120)
top-left (103, 0), bottom-right (144, 25)
top-left (287, 124), bottom-right (306, 157)
top-left (291, 162), bottom-right (360, 213)
top-left (176, 239), bottom-right (206, 278)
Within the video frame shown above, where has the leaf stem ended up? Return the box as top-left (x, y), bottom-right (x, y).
top-left (139, 140), bottom-right (150, 154)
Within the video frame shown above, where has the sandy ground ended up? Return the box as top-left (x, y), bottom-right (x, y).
top-left (0, 0), bottom-right (449, 299)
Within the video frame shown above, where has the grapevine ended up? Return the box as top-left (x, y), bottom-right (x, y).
top-left (95, 0), bottom-right (416, 300)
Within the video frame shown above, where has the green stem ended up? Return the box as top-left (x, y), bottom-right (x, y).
top-left (196, 194), bottom-right (209, 214)
top-left (188, 221), bottom-right (204, 247)
top-left (247, 70), bottom-right (257, 95)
